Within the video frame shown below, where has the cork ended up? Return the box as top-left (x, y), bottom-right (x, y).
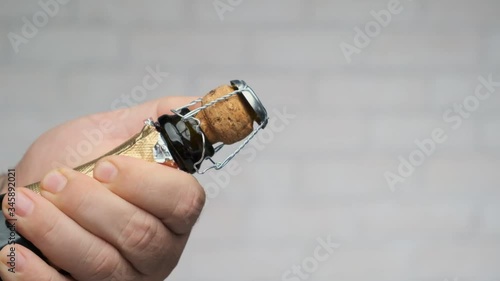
top-left (196, 84), bottom-right (255, 144)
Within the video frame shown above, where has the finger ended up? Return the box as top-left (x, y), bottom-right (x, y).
top-left (2, 188), bottom-right (140, 281)
top-left (17, 96), bottom-right (199, 187)
top-left (40, 168), bottom-right (187, 277)
top-left (0, 244), bottom-right (74, 281)
top-left (93, 155), bottom-right (206, 235)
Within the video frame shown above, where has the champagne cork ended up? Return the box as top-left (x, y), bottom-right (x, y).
top-left (196, 85), bottom-right (255, 144)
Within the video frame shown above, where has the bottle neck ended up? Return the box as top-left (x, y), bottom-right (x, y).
top-left (156, 109), bottom-right (215, 174)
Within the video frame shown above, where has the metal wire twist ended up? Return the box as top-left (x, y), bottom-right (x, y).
top-left (169, 85), bottom-right (267, 174)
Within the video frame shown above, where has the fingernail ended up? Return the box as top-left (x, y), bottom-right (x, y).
top-left (0, 247), bottom-right (27, 274)
top-left (41, 170), bottom-right (68, 193)
top-left (16, 191), bottom-right (34, 217)
top-left (14, 248), bottom-right (26, 273)
top-left (94, 161), bottom-right (118, 182)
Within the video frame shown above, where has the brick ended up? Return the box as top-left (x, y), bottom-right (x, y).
top-left (426, 0), bottom-right (500, 25)
top-left (0, 67), bottom-right (60, 110)
top-left (77, 0), bottom-right (183, 23)
top-left (275, 114), bottom-right (366, 154)
top-left (177, 246), bottom-right (302, 281)
top-left (64, 65), bottom-right (189, 112)
top-left (486, 33), bottom-right (500, 66)
top-left (316, 72), bottom-right (432, 112)
top-left (301, 154), bottom-right (401, 194)
top-left (199, 158), bottom-right (298, 203)
top-left (352, 30), bottom-right (480, 66)
top-left (12, 28), bottom-right (119, 62)
top-left (425, 153), bottom-right (500, 192)
top-left (196, 148), bottom-right (300, 208)
top-left (0, 0), bottom-right (74, 21)
top-left (371, 113), bottom-right (476, 149)
top-left (128, 30), bottom-right (245, 66)
top-left (192, 0), bottom-right (304, 22)
top-left (352, 203), bottom-right (473, 240)
top-left (195, 206), bottom-right (341, 249)
top-left (482, 203), bottom-right (500, 234)
top-left (480, 118), bottom-right (500, 148)
top-left (254, 30), bottom-right (353, 67)
top-left (188, 203), bottom-right (253, 240)
top-left (431, 73), bottom-right (500, 112)
top-left (243, 206), bottom-right (353, 241)
top-left (480, 201), bottom-right (500, 235)
top-left (312, 0), bottom-right (420, 23)
top-left (314, 242), bottom-right (413, 281)
top-left (438, 120), bottom-right (477, 149)
top-left (411, 241), bottom-right (500, 279)
top-left (0, 29), bottom-right (6, 60)
top-left (0, 118), bottom-right (45, 170)
top-left (0, 93), bottom-right (65, 170)
top-left (372, 115), bottom-right (447, 147)
top-left (242, 199), bottom-right (472, 243)
top-left (239, 202), bottom-right (472, 243)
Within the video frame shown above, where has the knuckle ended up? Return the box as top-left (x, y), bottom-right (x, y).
top-left (86, 245), bottom-right (121, 280)
top-left (175, 180), bottom-right (206, 227)
top-left (117, 210), bottom-right (161, 253)
top-left (39, 215), bottom-right (61, 244)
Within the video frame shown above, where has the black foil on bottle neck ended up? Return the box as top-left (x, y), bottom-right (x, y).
top-left (157, 108), bottom-right (215, 174)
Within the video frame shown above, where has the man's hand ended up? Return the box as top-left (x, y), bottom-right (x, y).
top-left (0, 97), bottom-right (206, 281)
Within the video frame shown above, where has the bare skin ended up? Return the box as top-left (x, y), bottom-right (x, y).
top-left (0, 97), bottom-right (206, 281)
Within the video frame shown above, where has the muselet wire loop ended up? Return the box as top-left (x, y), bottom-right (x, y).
top-left (169, 80), bottom-right (269, 174)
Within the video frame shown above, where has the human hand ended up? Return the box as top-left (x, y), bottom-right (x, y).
top-left (4, 96), bottom-right (196, 188)
top-left (0, 97), bottom-right (206, 281)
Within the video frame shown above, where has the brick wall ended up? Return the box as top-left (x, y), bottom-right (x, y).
top-left (0, 1), bottom-right (499, 280)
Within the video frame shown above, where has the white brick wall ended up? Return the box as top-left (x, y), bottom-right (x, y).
top-left (0, 0), bottom-right (499, 280)
top-left (13, 27), bottom-right (120, 62)
top-left (77, 0), bottom-right (184, 23)
top-left (355, 29), bottom-right (480, 66)
top-left (0, 0), bottom-right (75, 22)
top-left (192, 0), bottom-right (305, 22)
top-left (425, 154), bottom-right (500, 192)
top-left (316, 72), bottom-right (433, 111)
top-left (425, 0), bottom-right (500, 25)
top-left (486, 33), bottom-right (500, 65)
top-left (481, 118), bottom-right (500, 148)
top-left (312, 0), bottom-right (421, 23)
top-left (128, 29), bottom-right (246, 65)
top-left (253, 30), bottom-right (353, 67)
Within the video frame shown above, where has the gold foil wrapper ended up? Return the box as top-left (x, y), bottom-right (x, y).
top-left (26, 122), bottom-right (160, 194)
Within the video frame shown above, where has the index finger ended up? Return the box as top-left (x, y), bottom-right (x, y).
top-left (93, 155), bottom-right (206, 235)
